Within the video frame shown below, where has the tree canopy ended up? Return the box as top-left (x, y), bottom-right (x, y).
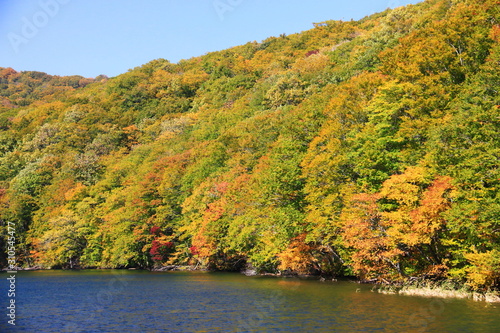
top-left (1, 0), bottom-right (499, 292)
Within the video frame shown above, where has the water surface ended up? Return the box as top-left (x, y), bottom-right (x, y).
top-left (2, 270), bottom-right (499, 332)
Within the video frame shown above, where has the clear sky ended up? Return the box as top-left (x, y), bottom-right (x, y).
top-left (0, 0), bottom-right (422, 78)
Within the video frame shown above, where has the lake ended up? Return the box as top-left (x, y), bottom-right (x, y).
top-left (2, 270), bottom-right (499, 332)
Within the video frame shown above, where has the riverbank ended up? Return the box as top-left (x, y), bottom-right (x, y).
top-left (240, 266), bottom-right (500, 303)
top-left (150, 265), bottom-right (206, 272)
top-left (4, 265), bottom-right (499, 303)
top-left (375, 281), bottom-right (500, 303)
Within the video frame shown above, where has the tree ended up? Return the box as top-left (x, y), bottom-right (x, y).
top-left (34, 211), bottom-right (89, 268)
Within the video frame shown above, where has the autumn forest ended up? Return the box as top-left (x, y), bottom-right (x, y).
top-left (1, 0), bottom-right (499, 292)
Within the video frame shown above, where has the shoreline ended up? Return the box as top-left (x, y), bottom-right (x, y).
top-left (375, 283), bottom-right (500, 303)
top-left (3, 266), bottom-right (499, 303)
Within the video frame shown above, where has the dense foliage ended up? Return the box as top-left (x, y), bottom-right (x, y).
top-left (1, 0), bottom-right (499, 291)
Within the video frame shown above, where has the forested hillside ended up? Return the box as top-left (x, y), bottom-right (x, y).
top-left (1, 0), bottom-right (499, 292)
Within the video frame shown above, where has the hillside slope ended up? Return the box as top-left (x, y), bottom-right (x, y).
top-left (1, 0), bottom-right (499, 291)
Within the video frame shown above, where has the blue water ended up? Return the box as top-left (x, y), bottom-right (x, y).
top-left (1, 270), bottom-right (499, 332)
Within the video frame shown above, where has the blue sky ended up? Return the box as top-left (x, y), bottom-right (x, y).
top-left (0, 0), bottom-right (422, 78)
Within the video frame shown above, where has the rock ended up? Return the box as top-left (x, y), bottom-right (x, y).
top-left (242, 269), bottom-right (257, 276)
top-left (485, 293), bottom-right (500, 303)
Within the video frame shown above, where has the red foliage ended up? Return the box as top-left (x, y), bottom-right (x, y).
top-left (150, 240), bottom-right (174, 262)
top-left (189, 246), bottom-right (199, 256)
top-left (150, 226), bottom-right (161, 236)
top-left (305, 49), bottom-right (320, 57)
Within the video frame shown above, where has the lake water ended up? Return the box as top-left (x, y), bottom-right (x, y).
top-left (2, 270), bottom-right (499, 332)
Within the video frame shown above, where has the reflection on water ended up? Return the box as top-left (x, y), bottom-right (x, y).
top-left (2, 270), bottom-right (499, 332)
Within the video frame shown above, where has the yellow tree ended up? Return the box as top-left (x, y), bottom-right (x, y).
top-left (340, 192), bottom-right (400, 280)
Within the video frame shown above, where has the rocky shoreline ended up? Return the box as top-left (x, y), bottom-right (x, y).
top-left (373, 281), bottom-right (500, 303)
